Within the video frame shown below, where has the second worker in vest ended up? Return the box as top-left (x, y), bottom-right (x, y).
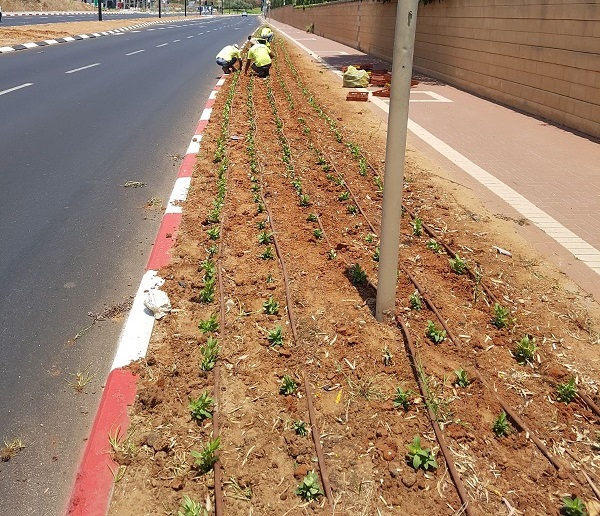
top-left (215, 44), bottom-right (241, 74)
top-left (244, 39), bottom-right (272, 78)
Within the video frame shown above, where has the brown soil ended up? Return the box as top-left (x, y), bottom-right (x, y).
top-left (0, 17), bottom-right (196, 47)
top-left (107, 34), bottom-right (600, 516)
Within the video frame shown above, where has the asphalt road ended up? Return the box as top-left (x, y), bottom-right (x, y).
top-left (0, 14), bottom-right (257, 515)
top-left (0, 11), bottom-right (186, 27)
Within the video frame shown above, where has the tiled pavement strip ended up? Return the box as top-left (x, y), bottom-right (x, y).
top-left (268, 18), bottom-right (600, 301)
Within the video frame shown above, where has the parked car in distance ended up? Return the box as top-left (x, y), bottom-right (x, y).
top-left (242, 11), bottom-right (247, 16)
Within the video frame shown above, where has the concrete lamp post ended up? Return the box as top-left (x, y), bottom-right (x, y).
top-left (375, 0), bottom-right (420, 321)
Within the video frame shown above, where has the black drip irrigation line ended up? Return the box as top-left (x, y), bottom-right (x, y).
top-left (252, 79), bottom-right (334, 506)
top-left (396, 316), bottom-right (475, 516)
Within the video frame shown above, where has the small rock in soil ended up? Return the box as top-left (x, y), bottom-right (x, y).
top-left (402, 471), bottom-right (417, 488)
top-left (388, 462), bottom-right (401, 478)
top-left (170, 477), bottom-right (185, 491)
top-left (144, 431), bottom-right (160, 448)
top-left (294, 464), bottom-right (310, 479)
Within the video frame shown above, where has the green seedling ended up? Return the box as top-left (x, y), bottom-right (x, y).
top-left (374, 176), bottom-right (383, 192)
top-left (257, 230), bottom-right (273, 245)
top-left (338, 191), bottom-right (350, 201)
top-left (382, 347), bottom-right (393, 366)
top-left (256, 203), bottom-right (265, 214)
top-left (407, 436), bottom-right (438, 471)
top-left (191, 436), bottom-right (221, 474)
top-left (207, 245), bottom-right (218, 258)
top-left (207, 227), bottom-right (220, 240)
top-left (454, 368), bottom-right (470, 388)
top-left (556, 378), bottom-right (577, 404)
top-left (492, 411), bottom-right (511, 437)
top-left (412, 217), bottom-right (423, 237)
top-left (365, 233), bottom-right (375, 243)
top-left (188, 391), bottom-right (214, 421)
top-left (409, 292), bottom-right (422, 310)
top-left (296, 471), bottom-right (323, 502)
top-left (200, 259), bottom-right (216, 279)
top-left (393, 386), bottom-right (413, 411)
top-left (348, 263), bottom-right (367, 285)
top-left (299, 194), bottom-right (311, 207)
top-left (491, 303), bottom-right (511, 329)
top-left (260, 247), bottom-right (274, 260)
top-left (197, 284), bottom-right (215, 304)
top-left (325, 173), bottom-right (334, 181)
top-left (256, 220), bottom-right (267, 230)
top-left (266, 274), bottom-right (274, 284)
top-left (306, 213), bottom-right (318, 222)
top-left (358, 157), bottom-right (368, 176)
top-left (561, 496), bottom-right (587, 516)
top-left (178, 495), bottom-right (208, 516)
top-left (347, 142), bottom-right (360, 159)
top-left (346, 204), bottom-right (358, 215)
top-left (108, 426), bottom-right (137, 460)
top-left (334, 176), bottom-right (345, 187)
top-left (291, 179), bottom-right (303, 194)
top-left (426, 321), bottom-right (446, 344)
top-left (198, 314), bottom-right (219, 334)
top-left (449, 254), bottom-right (467, 275)
top-left (263, 297), bottom-right (280, 315)
top-left (327, 249), bottom-right (337, 260)
top-left (251, 182), bottom-right (260, 192)
top-left (372, 247), bottom-right (380, 262)
top-left (313, 228), bottom-right (324, 239)
top-left (292, 420), bottom-right (308, 437)
top-left (200, 336), bottom-right (220, 371)
top-left (514, 335), bottom-right (537, 365)
top-left (207, 208), bottom-right (220, 224)
top-left (280, 375), bottom-right (298, 395)
top-left (267, 326), bottom-right (284, 347)
top-left (426, 239), bottom-right (443, 253)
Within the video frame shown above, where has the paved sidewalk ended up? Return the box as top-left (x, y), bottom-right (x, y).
top-left (269, 18), bottom-right (600, 301)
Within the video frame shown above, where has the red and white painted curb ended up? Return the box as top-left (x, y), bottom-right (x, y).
top-left (66, 76), bottom-right (225, 516)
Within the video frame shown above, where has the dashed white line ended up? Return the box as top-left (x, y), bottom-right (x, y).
top-left (187, 35), bottom-right (194, 39)
top-left (173, 39), bottom-right (181, 42)
top-left (126, 49), bottom-right (145, 55)
top-left (65, 63), bottom-right (100, 74)
top-left (0, 83), bottom-right (33, 96)
top-left (156, 43), bottom-right (168, 47)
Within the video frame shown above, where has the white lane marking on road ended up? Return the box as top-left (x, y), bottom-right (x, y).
top-left (156, 43), bottom-right (169, 47)
top-left (410, 91), bottom-right (453, 103)
top-left (0, 83), bottom-right (33, 96)
top-left (65, 63), bottom-right (100, 74)
top-left (187, 35), bottom-right (194, 38)
top-left (111, 270), bottom-right (162, 370)
top-left (165, 177), bottom-right (191, 214)
top-left (126, 49), bottom-right (145, 55)
top-left (131, 30), bottom-right (141, 32)
top-left (198, 32), bottom-right (203, 34)
top-left (173, 39), bottom-right (181, 42)
top-left (148, 28), bottom-right (156, 31)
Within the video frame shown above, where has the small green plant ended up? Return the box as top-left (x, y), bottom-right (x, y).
top-left (338, 191), bottom-right (350, 201)
top-left (556, 377), bottom-right (578, 404)
top-left (191, 436), bottom-right (221, 474)
top-left (406, 436), bottom-right (438, 471)
top-left (197, 284), bottom-right (215, 304)
top-left (266, 274), bottom-right (274, 284)
top-left (178, 495), bottom-right (208, 516)
top-left (256, 220), bottom-right (267, 230)
top-left (306, 213), bottom-right (318, 222)
top-left (299, 194), bottom-right (311, 207)
top-left (188, 391), bottom-right (214, 421)
top-left (346, 204), bottom-right (358, 215)
top-left (492, 411), bottom-right (511, 437)
top-left (365, 233), bottom-right (375, 243)
top-left (412, 217), bottom-right (423, 237)
top-left (561, 496), bottom-right (587, 516)
top-left (260, 247), bottom-right (274, 260)
top-left (491, 303), bottom-right (511, 329)
top-left (454, 368), bottom-right (470, 388)
top-left (358, 157), bottom-right (368, 176)
top-left (280, 375), bottom-right (298, 395)
top-left (393, 386), bottom-right (413, 411)
top-left (514, 335), bottom-right (537, 364)
top-left (409, 291), bottom-right (422, 310)
top-left (374, 176), bottom-right (383, 192)
top-left (348, 263), bottom-right (367, 285)
top-left (426, 239), bottom-right (443, 253)
top-left (382, 346), bottom-right (393, 366)
top-left (263, 297), bottom-right (280, 315)
top-left (256, 203), bottom-right (265, 214)
top-left (296, 471), bottom-right (323, 502)
top-left (449, 254), bottom-right (467, 274)
top-left (426, 321), bottom-right (446, 344)
top-left (313, 228), bottom-right (324, 239)
top-left (200, 336), bottom-right (220, 371)
top-left (372, 247), bottom-right (380, 262)
top-left (328, 249), bottom-right (337, 260)
top-left (200, 259), bottom-right (216, 278)
top-left (257, 230), bottom-right (273, 245)
top-left (198, 314), bottom-right (219, 334)
top-left (267, 326), bottom-right (284, 347)
top-left (207, 244), bottom-right (218, 258)
top-left (207, 226), bottom-right (220, 240)
top-left (292, 420), bottom-right (308, 437)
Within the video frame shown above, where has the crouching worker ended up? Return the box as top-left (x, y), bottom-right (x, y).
top-left (244, 39), bottom-right (272, 78)
top-left (216, 43), bottom-right (241, 74)
top-left (260, 26), bottom-right (273, 42)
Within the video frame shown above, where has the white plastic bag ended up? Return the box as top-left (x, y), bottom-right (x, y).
top-left (343, 66), bottom-right (369, 88)
top-left (144, 289), bottom-right (171, 320)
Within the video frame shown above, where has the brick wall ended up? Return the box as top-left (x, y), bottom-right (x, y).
top-left (272, 0), bottom-right (600, 139)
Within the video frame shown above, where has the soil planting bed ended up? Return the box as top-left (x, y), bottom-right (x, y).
top-left (107, 34), bottom-right (600, 516)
